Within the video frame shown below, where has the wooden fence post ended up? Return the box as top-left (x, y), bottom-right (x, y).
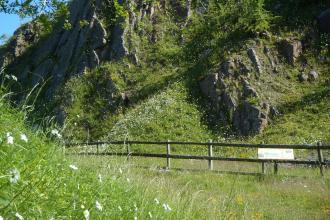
top-left (166, 140), bottom-right (171, 169)
top-left (274, 162), bottom-right (278, 175)
top-left (261, 162), bottom-right (265, 174)
top-left (208, 140), bottom-right (213, 170)
top-left (126, 140), bottom-right (131, 161)
top-left (317, 142), bottom-right (324, 177)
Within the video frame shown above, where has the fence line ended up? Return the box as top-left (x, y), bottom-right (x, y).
top-left (65, 140), bottom-right (330, 176)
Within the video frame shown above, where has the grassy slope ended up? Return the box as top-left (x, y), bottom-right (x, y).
top-left (0, 99), bottom-right (187, 219)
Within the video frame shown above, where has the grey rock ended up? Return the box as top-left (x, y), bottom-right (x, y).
top-left (243, 83), bottom-right (258, 98)
top-left (298, 73), bottom-right (308, 82)
top-left (109, 18), bottom-right (129, 59)
top-left (264, 46), bottom-right (276, 69)
top-left (221, 60), bottom-right (236, 76)
top-left (247, 48), bottom-right (262, 75)
top-left (233, 101), bottom-right (268, 136)
top-left (91, 17), bottom-right (107, 49)
top-left (308, 70), bottom-right (318, 81)
top-left (200, 74), bottom-right (218, 102)
top-left (221, 92), bottom-right (237, 110)
top-left (317, 7), bottom-right (330, 34)
top-left (278, 39), bottom-right (302, 65)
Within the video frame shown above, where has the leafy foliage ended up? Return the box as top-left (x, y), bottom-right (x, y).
top-left (0, 0), bottom-right (67, 17)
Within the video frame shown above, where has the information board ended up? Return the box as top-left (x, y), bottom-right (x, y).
top-left (258, 148), bottom-right (294, 160)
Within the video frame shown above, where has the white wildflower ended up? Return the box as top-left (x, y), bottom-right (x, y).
top-left (134, 216), bottom-right (137, 220)
top-left (20, 134), bottom-right (28, 143)
top-left (83, 209), bottom-right (89, 220)
top-left (154, 198), bottom-right (160, 205)
top-left (15, 212), bottom-right (24, 220)
top-left (162, 203), bottom-right (167, 210)
top-left (7, 133), bottom-right (14, 145)
top-left (81, 204), bottom-right (85, 209)
top-left (118, 206), bottom-right (122, 211)
top-left (95, 201), bottom-right (103, 212)
top-left (0, 215), bottom-right (4, 220)
top-left (148, 212), bottom-right (152, 218)
top-left (69, 165), bottom-right (78, 171)
top-left (98, 174), bottom-right (102, 183)
top-left (162, 203), bottom-right (171, 211)
top-left (9, 168), bottom-right (20, 184)
top-left (51, 129), bottom-right (62, 139)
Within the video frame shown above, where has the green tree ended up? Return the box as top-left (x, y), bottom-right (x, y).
top-left (0, 0), bottom-right (66, 17)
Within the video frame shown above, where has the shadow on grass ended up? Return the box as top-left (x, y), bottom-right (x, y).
top-left (278, 81), bottom-right (330, 115)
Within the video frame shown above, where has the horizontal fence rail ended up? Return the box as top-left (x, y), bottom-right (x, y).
top-left (65, 140), bottom-right (330, 176)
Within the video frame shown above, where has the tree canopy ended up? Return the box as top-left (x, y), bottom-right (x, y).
top-left (0, 0), bottom-right (67, 17)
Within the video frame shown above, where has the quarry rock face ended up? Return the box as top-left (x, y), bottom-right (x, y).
top-left (0, 0), bottom-right (130, 99)
top-left (199, 45), bottom-right (281, 136)
top-left (200, 69), bottom-right (271, 136)
top-left (233, 101), bottom-right (268, 136)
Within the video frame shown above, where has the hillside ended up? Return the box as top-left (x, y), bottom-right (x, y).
top-left (0, 0), bottom-right (329, 144)
top-left (0, 1), bottom-right (330, 219)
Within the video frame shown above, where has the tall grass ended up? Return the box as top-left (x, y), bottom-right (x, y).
top-left (0, 98), bottom-right (181, 219)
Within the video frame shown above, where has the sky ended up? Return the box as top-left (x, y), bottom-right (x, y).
top-left (0, 13), bottom-right (31, 44)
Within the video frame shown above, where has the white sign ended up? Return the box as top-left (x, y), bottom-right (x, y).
top-left (258, 148), bottom-right (294, 160)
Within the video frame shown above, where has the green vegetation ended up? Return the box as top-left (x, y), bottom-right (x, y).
top-left (70, 155), bottom-right (330, 220)
top-left (108, 82), bottom-right (212, 142)
top-left (0, 97), bottom-right (184, 219)
top-left (1, 1), bottom-right (330, 219)
top-left (48, 0), bottom-right (329, 146)
top-left (1, 97), bottom-right (329, 219)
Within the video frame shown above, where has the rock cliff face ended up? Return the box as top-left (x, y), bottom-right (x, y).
top-left (0, 0), bottom-right (193, 97)
top-left (0, 1), bottom-right (326, 137)
top-left (0, 0), bottom-right (129, 98)
top-left (199, 42), bottom-right (287, 136)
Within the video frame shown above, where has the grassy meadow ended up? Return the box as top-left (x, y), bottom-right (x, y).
top-left (70, 155), bottom-right (330, 220)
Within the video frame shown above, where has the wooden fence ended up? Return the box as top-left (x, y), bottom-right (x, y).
top-left (66, 140), bottom-right (330, 176)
